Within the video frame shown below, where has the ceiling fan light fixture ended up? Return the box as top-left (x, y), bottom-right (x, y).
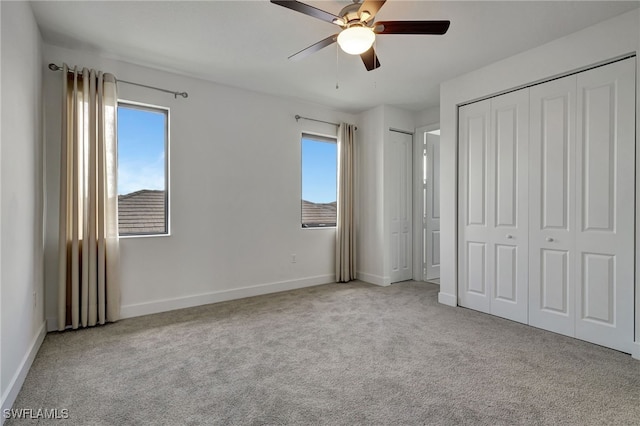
top-left (337, 26), bottom-right (375, 55)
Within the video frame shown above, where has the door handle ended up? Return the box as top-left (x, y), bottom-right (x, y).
top-left (546, 237), bottom-right (554, 242)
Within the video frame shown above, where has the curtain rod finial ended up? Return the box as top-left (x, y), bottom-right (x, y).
top-left (48, 63), bottom-right (60, 71)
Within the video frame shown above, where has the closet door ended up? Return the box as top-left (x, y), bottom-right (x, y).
top-left (458, 99), bottom-right (492, 313)
top-left (574, 58), bottom-right (635, 353)
top-left (529, 75), bottom-right (577, 337)
top-left (458, 89), bottom-right (529, 323)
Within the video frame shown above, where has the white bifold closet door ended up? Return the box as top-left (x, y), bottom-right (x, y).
top-left (459, 57), bottom-right (635, 353)
top-left (458, 88), bottom-right (530, 324)
top-left (529, 58), bottom-right (635, 353)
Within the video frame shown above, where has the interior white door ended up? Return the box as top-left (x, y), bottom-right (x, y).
top-left (529, 75), bottom-right (577, 337)
top-left (458, 90), bottom-right (529, 323)
top-left (573, 58), bottom-right (635, 353)
top-left (389, 130), bottom-right (413, 283)
top-left (424, 132), bottom-right (440, 281)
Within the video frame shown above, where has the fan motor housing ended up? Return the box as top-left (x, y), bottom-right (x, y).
top-left (339, 2), bottom-right (372, 27)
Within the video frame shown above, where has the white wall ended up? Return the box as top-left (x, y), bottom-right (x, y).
top-left (356, 106), bottom-right (385, 284)
top-left (439, 9), bottom-right (640, 356)
top-left (0, 1), bottom-right (46, 417)
top-left (42, 44), bottom-right (358, 325)
top-left (414, 106), bottom-right (440, 128)
top-left (356, 105), bottom-right (415, 285)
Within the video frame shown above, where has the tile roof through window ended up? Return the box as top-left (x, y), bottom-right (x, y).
top-left (117, 191), bottom-right (336, 233)
top-left (302, 200), bottom-right (336, 227)
top-left (118, 190), bottom-right (166, 235)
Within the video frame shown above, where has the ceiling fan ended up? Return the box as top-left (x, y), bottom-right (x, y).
top-left (270, 0), bottom-right (450, 71)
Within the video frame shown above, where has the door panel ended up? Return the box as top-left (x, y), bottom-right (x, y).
top-left (466, 242), bottom-right (487, 294)
top-left (529, 75), bottom-right (577, 337)
top-left (391, 232), bottom-right (399, 272)
top-left (541, 95), bottom-right (571, 230)
top-left (466, 115), bottom-right (488, 226)
top-left (432, 231), bottom-right (440, 266)
top-left (495, 108), bottom-right (518, 227)
top-left (581, 253), bottom-right (614, 324)
top-left (541, 249), bottom-right (569, 314)
top-left (581, 83), bottom-right (615, 232)
top-left (574, 58), bottom-right (635, 353)
top-left (495, 244), bottom-right (517, 301)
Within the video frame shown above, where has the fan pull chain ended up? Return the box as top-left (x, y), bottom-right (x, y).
top-left (335, 43), bottom-right (339, 90)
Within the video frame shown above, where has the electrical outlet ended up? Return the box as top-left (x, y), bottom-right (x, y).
top-left (291, 254), bottom-right (297, 263)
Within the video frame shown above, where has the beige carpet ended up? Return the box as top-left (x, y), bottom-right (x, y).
top-left (7, 281), bottom-right (640, 425)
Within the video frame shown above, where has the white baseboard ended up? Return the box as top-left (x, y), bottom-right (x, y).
top-left (357, 272), bottom-right (390, 287)
top-left (632, 341), bottom-right (640, 360)
top-left (119, 274), bottom-right (334, 319)
top-left (1, 321), bottom-right (46, 424)
top-left (438, 291), bottom-right (457, 307)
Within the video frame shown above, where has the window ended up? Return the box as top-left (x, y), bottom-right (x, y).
top-left (301, 133), bottom-right (337, 228)
top-left (117, 102), bottom-right (168, 236)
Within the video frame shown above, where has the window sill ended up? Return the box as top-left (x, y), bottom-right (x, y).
top-left (301, 226), bottom-right (336, 230)
top-left (119, 233), bottom-right (171, 239)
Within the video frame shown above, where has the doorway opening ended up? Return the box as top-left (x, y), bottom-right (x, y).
top-left (414, 126), bottom-right (441, 284)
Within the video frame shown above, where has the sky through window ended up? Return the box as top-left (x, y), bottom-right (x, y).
top-left (117, 105), bottom-right (166, 196)
top-left (301, 137), bottom-right (337, 204)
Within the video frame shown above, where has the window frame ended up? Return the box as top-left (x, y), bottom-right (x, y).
top-left (300, 132), bottom-right (338, 229)
top-left (117, 100), bottom-right (170, 238)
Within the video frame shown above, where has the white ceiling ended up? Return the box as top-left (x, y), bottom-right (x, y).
top-left (30, 1), bottom-right (639, 113)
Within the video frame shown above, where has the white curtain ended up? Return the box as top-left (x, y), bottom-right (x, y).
top-left (57, 64), bottom-right (120, 330)
top-left (336, 123), bottom-right (357, 282)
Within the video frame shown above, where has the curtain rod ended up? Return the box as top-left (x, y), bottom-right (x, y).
top-left (48, 63), bottom-right (188, 99)
top-left (295, 115), bottom-right (357, 131)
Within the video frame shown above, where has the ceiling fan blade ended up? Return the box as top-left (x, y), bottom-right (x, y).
top-left (270, 0), bottom-right (341, 25)
top-left (374, 20), bottom-right (451, 35)
top-left (360, 46), bottom-right (381, 71)
top-left (288, 34), bottom-right (338, 61)
top-left (358, 0), bottom-right (386, 22)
